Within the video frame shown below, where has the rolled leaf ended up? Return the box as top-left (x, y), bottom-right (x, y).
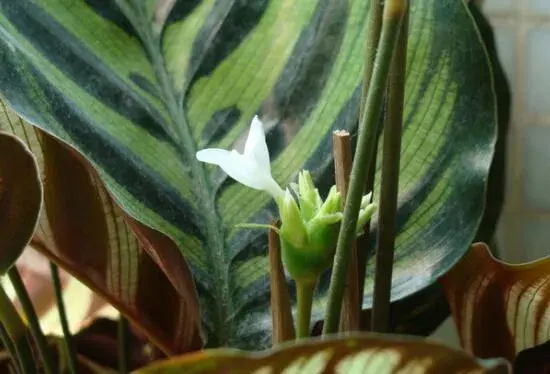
top-left (440, 243), bottom-right (550, 362)
top-left (135, 334), bottom-right (510, 373)
top-left (0, 131), bottom-right (42, 274)
top-left (0, 0), bottom-right (497, 348)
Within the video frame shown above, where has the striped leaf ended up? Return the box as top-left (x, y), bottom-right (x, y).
top-left (135, 334), bottom-right (510, 373)
top-left (0, 0), bottom-right (496, 348)
top-left (0, 104), bottom-right (201, 354)
top-left (440, 243), bottom-right (550, 363)
top-left (0, 132), bottom-right (42, 274)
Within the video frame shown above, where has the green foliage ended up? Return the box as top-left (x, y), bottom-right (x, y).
top-left (0, 0), bottom-right (496, 349)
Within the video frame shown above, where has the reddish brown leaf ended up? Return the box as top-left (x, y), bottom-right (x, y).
top-left (0, 132), bottom-right (42, 274)
top-left (72, 317), bottom-right (165, 371)
top-left (135, 334), bottom-right (510, 373)
top-left (0, 106), bottom-right (201, 355)
top-left (440, 242), bottom-right (550, 362)
top-left (37, 130), bottom-right (201, 354)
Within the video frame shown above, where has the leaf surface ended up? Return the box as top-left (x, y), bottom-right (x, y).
top-left (0, 105), bottom-right (201, 354)
top-left (0, 131), bottom-right (42, 274)
top-left (135, 334), bottom-right (510, 374)
top-left (440, 243), bottom-right (550, 362)
top-left (0, 0), bottom-right (497, 347)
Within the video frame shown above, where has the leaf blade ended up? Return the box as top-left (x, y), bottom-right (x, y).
top-left (440, 243), bottom-right (550, 362)
top-left (135, 333), bottom-right (510, 374)
top-left (0, 0), bottom-right (498, 348)
top-left (0, 131), bottom-right (42, 274)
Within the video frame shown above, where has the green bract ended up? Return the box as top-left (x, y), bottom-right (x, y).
top-left (277, 171), bottom-right (376, 283)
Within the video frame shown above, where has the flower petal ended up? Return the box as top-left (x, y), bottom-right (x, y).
top-left (243, 115), bottom-right (271, 172)
top-left (196, 148), bottom-right (283, 197)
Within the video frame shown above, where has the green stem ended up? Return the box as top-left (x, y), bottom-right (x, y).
top-left (322, 0), bottom-right (406, 336)
top-left (359, 0), bottom-right (383, 118)
top-left (0, 323), bottom-right (21, 374)
top-left (371, 5), bottom-right (409, 333)
top-left (49, 263), bottom-right (78, 374)
top-left (118, 315), bottom-right (129, 374)
top-left (296, 281), bottom-right (316, 339)
top-left (0, 285), bottom-right (36, 374)
top-left (357, 0), bottom-right (383, 321)
top-left (8, 268), bottom-right (54, 374)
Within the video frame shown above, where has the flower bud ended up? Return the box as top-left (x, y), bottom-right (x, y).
top-left (318, 186), bottom-right (341, 217)
top-left (356, 201), bottom-right (377, 236)
top-left (277, 189), bottom-right (308, 249)
top-left (274, 170), bottom-right (377, 283)
top-left (297, 170), bottom-right (321, 221)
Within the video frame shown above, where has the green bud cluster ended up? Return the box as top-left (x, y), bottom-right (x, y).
top-left (275, 170), bottom-right (376, 283)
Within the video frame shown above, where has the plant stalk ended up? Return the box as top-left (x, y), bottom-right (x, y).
top-left (49, 263), bottom-right (78, 374)
top-left (322, 0), bottom-right (406, 335)
top-left (0, 323), bottom-right (21, 374)
top-left (268, 223), bottom-right (295, 345)
top-left (0, 284), bottom-right (36, 374)
top-left (332, 130), bottom-right (360, 332)
top-left (360, 0), bottom-right (384, 117)
top-left (296, 281), bottom-right (316, 339)
top-left (371, 4), bottom-right (409, 333)
top-left (118, 315), bottom-right (129, 374)
top-left (357, 0), bottom-right (383, 318)
top-left (8, 268), bottom-right (54, 374)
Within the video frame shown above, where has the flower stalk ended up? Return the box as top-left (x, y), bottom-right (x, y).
top-left (295, 280), bottom-right (316, 339)
top-left (357, 0), bottom-right (383, 323)
top-left (50, 263), bottom-right (78, 374)
top-left (268, 222), bottom-right (295, 345)
top-left (0, 323), bottom-right (18, 372)
top-left (118, 315), bottom-right (129, 374)
top-left (322, 0), bottom-right (407, 336)
top-left (8, 267), bottom-right (54, 374)
top-left (332, 130), bottom-right (360, 332)
top-left (0, 284), bottom-right (36, 374)
top-left (371, 3), bottom-right (409, 333)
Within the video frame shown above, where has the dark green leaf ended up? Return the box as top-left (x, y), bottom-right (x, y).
top-left (0, 0), bottom-right (497, 348)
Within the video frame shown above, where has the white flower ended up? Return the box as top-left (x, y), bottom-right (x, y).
top-left (196, 116), bottom-right (284, 199)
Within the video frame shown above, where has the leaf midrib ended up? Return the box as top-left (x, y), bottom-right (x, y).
top-left (119, 0), bottom-right (230, 346)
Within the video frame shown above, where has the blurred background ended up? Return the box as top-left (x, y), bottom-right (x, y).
top-left (432, 0), bottom-right (550, 345)
top-left (486, 0), bottom-right (550, 263)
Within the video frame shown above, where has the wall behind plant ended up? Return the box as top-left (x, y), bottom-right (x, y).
top-left (430, 0), bottom-right (550, 347)
top-left (485, 0), bottom-right (550, 263)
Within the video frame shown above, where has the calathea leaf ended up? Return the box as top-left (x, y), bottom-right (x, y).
top-left (0, 104), bottom-right (201, 354)
top-left (440, 243), bottom-right (550, 362)
top-left (0, 0), bottom-right (496, 348)
top-left (135, 333), bottom-right (510, 374)
top-left (0, 131), bottom-right (42, 274)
